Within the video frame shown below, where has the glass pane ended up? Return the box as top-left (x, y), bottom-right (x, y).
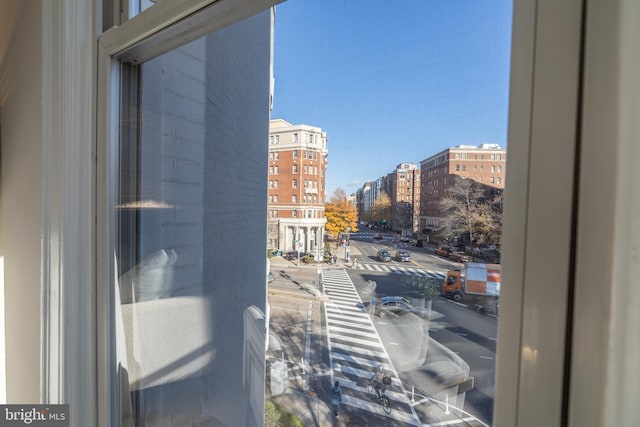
top-left (115, 12), bottom-right (272, 427)
top-left (266, 1), bottom-right (511, 426)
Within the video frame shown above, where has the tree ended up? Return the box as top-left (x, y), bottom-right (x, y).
top-left (398, 276), bottom-right (441, 300)
top-left (437, 177), bottom-right (503, 248)
top-left (324, 188), bottom-right (359, 237)
top-left (371, 191), bottom-right (392, 227)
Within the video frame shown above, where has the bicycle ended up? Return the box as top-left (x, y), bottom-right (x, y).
top-left (367, 376), bottom-right (392, 414)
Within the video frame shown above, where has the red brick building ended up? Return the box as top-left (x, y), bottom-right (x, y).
top-left (419, 144), bottom-right (506, 233)
top-left (267, 119), bottom-right (328, 254)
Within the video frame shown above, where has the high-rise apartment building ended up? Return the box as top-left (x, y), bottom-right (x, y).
top-left (419, 144), bottom-right (506, 233)
top-left (385, 163), bottom-right (421, 234)
top-left (268, 119), bottom-right (328, 255)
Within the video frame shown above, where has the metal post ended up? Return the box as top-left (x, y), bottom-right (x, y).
top-left (445, 393), bottom-right (450, 415)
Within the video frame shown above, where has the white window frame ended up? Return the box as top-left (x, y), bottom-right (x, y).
top-left (95, 1), bottom-right (280, 425)
top-left (32, 0), bottom-right (636, 425)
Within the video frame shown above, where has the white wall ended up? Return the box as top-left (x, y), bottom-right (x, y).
top-left (0, 2), bottom-right (42, 404)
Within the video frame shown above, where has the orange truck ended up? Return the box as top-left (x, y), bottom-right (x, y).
top-left (443, 263), bottom-right (501, 314)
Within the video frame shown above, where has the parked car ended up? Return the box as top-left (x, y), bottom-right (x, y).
top-left (373, 296), bottom-right (428, 318)
top-left (376, 249), bottom-right (392, 262)
top-left (268, 272), bottom-right (274, 283)
top-left (483, 249), bottom-right (501, 264)
top-left (284, 251), bottom-right (297, 261)
top-left (449, 251), bottom-right (472, 263)
top-left (373, 233), bottom-right (383, 240)
top-left (435, 246), bottom-right (453, 257)
top-left (395, 250), bottom-right (411, 262)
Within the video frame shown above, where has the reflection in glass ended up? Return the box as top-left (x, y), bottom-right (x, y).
top-left (114, 11), bottom-right (272, 426)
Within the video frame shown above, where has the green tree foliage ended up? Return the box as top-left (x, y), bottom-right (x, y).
top-left (398, 276), bottom-right (441, 300)
top-left (325, 189), bottom-right (359, 237)
top-left (437, 177), bottom-right (503, 248)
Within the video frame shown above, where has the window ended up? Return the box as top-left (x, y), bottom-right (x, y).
top-left (456, 164), bottom-right (460, 171)
top-left (491, 165), bottom-right (495, 173)
top-left (107, 8), bottom-right (275, 426)
top-left (293, 133), bottom-right (298, 143)
top-left (293, 164), bottom-right (297, 173)
top-left (292, 179), bottom-right (297, 188)
top-left (274, 135), bottom-right (279, 144)
top-left (292, 195), bottom-right (297, 204)
top-left (292, 210), bottom-right (297, 218)
top-left (293, 150), bottom-right (298, 159)
top-left (275, 152), bottom-right (279, 160)
top-left (274, 195), bottom-right (278, 203)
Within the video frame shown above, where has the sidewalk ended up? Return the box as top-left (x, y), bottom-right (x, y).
top-left (271, 390), bottom-right (351, 427)
top-left (269, 243), bottom-right (363, 271)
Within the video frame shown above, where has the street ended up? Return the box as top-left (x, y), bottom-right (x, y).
top-left (267, 231), bottom-right (497, 426)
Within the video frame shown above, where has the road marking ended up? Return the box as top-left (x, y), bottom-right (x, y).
top-left (480, 356), bottom-right (494, 360)
top-left (322, 268), bottom-right (421, 426)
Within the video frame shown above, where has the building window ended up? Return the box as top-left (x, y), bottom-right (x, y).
top-left (304, 165), bottom-right (308, 174)
top-left (293, 150), bottom-right (298, 159)
top-left (274, 180), bottom-right (278, 188)
top-left (497, 177), bottom-right (502, 185)
top-left (293, 133), bottom-right (298, 143)
top-left (275, 152), bottom-right (279, 160)
top-left (456, 164), bottom-right (460, 171)
top-left (292, 195), bottom-right (297, 204)
top-left (304, 180), bottom-right (308, 188)
top-left (269, 152), bottom-right (273, 160)
top-left (462, 165), bottom-right (466, 172)
top-left (269, 180), bottom-right (274, 188)
top-left (491, 165), bottom-right (496, 173)
top-left (293, 164), bottom-right (297, 173)
top-left (491, 177), bottom-right (495, 183)
top-left (292, 179), bottom-right (297, 188)
top-left (292, 210), bottom-right (297, 218)
top-left (274, 195), bottom-right (278, 203)
top-left (274, 166), bottom-right (278, 174)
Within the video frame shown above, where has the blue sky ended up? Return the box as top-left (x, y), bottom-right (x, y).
top-left (270, 0), bottom-right (513, 197)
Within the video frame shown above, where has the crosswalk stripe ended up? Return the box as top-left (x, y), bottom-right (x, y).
top-left (353, 262), bottom-right (446, 279)
top-left (327, 318), bottom-right (372, 330)
top-left (331, 352), bottom-right (395, 371)
top-left (322, 268), bottom-right (421, 426)
top-left (328, 325), bottom-right (379, 340)
top-left (326, 312), bottom-right (371, 323)
top-left (330, 342), bottom-right (389, 360)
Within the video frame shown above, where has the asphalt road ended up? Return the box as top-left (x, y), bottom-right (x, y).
top-left (266, 234), bottom-right (498, 426)
top-left (345, 234), bottom-right (498, 425)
